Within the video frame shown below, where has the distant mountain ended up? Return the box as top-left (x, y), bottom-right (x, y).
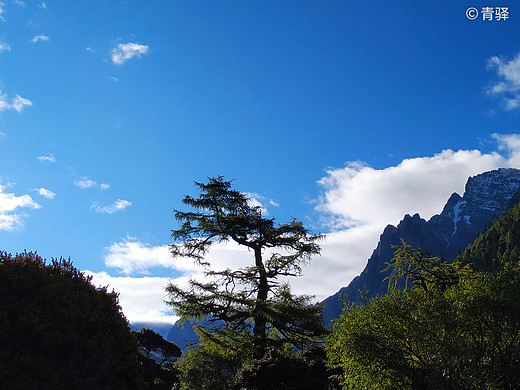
top-left (166, 320), bottom-right (199, 351)
top-left (130, 322), bottom-right (176, 340)
top-left (321, 168), bottom-right (520, 325)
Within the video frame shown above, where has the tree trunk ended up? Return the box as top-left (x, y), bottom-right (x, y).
top-left (253, 246), bottom-right (268, 358)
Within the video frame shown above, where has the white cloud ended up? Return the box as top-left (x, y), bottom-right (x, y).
top-left (100, 183), bottom-right (110, 190)
top-left (92, 199), bottom-right (131, 214)
top-left (74, 176), bottom-right (96, 189)
top-left (0, 91), bottom-right (32, 113)
top-left (11, 95), bottom-right (32, 112)
top-left (0, 184), bottom-right (41, 231)
top-left (37, 154), bottom-right (56, 163)
top-left (85, 271), bottom-right (179, 325)
top-left (37, 187), bottom-right (55, 199)
top-left (39, 2), bottom-right (47, 9)
top-left (243, 192), bottom-right (279, 215)
top-left (96, 135), bottom-right (520, 323)
top-left (111, 42), bottom-right (149, 65)
top-left (100, 238), bottom-right (264, 322)
top-left (0, 40), bottom-right (10, 52)
top-left (29, 34), bottom-right (49, 43)
top-left (243, 192), bottom-right (269, 215)
top-left (0, 2), bottom-right (5, 22)
top-left (0, 186), bottom-right (41, 213)
top-left (316, 149), bottom-right (503, 230)
top-left (13, 0), bottom-right (25, 7)
top-left (105, 239), bottom-right (195, 275)
top-left (487, 52), bottom-right (520, 110)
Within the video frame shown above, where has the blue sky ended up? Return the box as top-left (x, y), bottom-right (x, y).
top-left (1, 1), bottom-right (519, 325)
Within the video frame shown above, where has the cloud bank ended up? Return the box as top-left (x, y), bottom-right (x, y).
top-left (85, 271), bottom-right (179, 325)
top-left (92, 134), bottom-right (520, 324)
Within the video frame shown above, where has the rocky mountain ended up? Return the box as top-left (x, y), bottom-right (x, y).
top-left (321, 168), bottom-right (520, 325)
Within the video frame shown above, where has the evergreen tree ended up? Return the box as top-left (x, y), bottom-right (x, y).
top-left (166, 176), bottom-right (326, 360)
top-left (134, 328), bottom-right (182, 389)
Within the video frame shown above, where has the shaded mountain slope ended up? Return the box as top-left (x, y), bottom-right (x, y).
top-left (322, 168), bottom-right (520, 325)
top-left (458, 201), bottom-right (520, 272)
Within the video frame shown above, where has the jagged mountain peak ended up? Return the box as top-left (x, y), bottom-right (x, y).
top-left (428, 168), bottom-right (520, 254)
top-left (463, 168), bottom-right (520, 213)
top-left (321, 168), bottom-right (520, 326)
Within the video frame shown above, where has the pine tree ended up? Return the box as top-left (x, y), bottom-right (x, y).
top-left (166, 176), bottom-right (326, 358)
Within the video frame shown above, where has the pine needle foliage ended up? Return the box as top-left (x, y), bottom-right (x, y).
top-left (167, 176), bottom-right (326, 359)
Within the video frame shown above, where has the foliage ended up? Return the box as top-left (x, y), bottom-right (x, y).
top-left (176, 338), bottom-right (246, 390)
top-left (327, 238), bottom-right (520, 390)
top-left (135, 327), bottom-right (182, 364)
top-left (458, 201), bottom-right (520, 271)
top-left (383, 239), bottom-right (474, 292)
top-left (134, 328), bottom-right (182, 389)
top-left (166, 176), bottom-right (326, 361)
top-left (0, 251), bottom-right (144, 389)
top-left (235, 345), bottom-right (341, 390)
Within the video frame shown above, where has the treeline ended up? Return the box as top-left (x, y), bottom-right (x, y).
top-left (3, 177), bottom-right (520, 389)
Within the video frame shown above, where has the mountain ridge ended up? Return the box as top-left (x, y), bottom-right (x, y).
top-left (321, 168), bottom-right (520, 325)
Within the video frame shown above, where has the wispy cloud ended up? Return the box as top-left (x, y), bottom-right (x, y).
top-left (0, 184), bottom-right (41, 231)
top-left (39, 1), bottom-right (46, 9)
top-left (243, 192), bottom-right (269, 215)
top-left (37, 154), bottom-right (56, 163)
top-left (100, 183), bottom-right (110, 190)
top-left (111, 42), bottom-right (149, 65)
top-left (0, 91), bottom-right (32, 113)
top-left (29, 34), bottom-right (49, 43)
top-left (0, 2), bottom-right (5, 22)
top-left (0, 40), bottom-right (10, 52)
top-left (487, 52), bottom-right (520, 110)
top-left (37, 187), bottom-right (55, 199)
top-left (242, 192), bottom-right (279, 215)
top-left (92, 199), bottom-right (131, 214)
top-left (13, 0), bottom-right (25, 7)
top-left (74, 176), bottom-right (96, 189)
top-left (10, 95), bottom-right (32, 112)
